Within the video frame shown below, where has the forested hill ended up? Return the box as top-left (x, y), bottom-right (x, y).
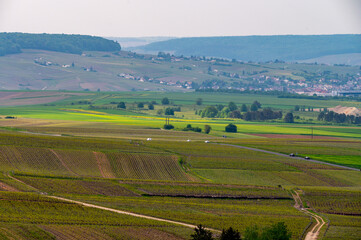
top-left (0, 32), bottom-right (121, 56)
top-left (136, 34), bottom-right (361, 62)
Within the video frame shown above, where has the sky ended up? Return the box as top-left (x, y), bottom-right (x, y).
top-left (0, 0), bottom-right (360, 37)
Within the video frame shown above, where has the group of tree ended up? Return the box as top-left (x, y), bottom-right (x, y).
top-left (294, 105), bottom-right (314, 112)
top-left (242, 108), bottom-right (282, 121)
top-left (191, 222), bottom-right (291, 240)
top-left (0, 32), bottom-right (120, 56)
top-left (198, 101), bottom-right (282, 121)
top-left (183, 124), bottom-right (202, 133)
top-left (318, 111), bottom-right (361, 124)
top-left (182, 124), bottom-right (212, 134)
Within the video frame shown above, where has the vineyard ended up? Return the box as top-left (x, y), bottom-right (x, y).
top-left (0, 191), bottom-right (190, 239)
top-left (302, 188), bottom-right (361, 215)
top-left (0, 93), bottom-right (360, 240)
top-left (106, 152), bottom-right (194, 181)
top-left (0, 143), bottom-right (193, 181)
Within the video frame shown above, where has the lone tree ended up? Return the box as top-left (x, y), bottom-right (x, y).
top-left (191, 225), bottom-right (214, 240)
top-left (161, 97), bottom-right (170, 105)
top-left (117, 102), bottom-right (126, 109)
top-left (284, 112), bottom-right (294, 123)
top-left (220, 227), bottom-right (241, 240)
top-left (148, 103), bottom-right (154, 110)
top-left (196, 98), bottom-right (203, 105)
top-left (137, 102), bottom-right (144, 108)
top-left (225, 123), bottom-right (237, 133)
top-left (204, 125), bottom-right (212, 134)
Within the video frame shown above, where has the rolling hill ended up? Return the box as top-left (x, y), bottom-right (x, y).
top-left (133, 34), bottom-right (361, 63)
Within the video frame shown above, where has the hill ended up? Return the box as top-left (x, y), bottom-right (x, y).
top-left (0, 48), bottom-right (360, 92)
top-left (0, 32), bottom-right (120, 56)
top-left (133, 34), bottom-right (361, 62)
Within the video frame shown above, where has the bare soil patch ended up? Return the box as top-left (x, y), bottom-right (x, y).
top-left (0, 181), bottom-right (18, 192)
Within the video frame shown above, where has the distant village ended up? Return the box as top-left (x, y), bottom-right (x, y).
top-left (34, 51), bottom-right (361, 96)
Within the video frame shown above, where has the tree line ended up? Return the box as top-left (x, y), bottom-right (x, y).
top-left (197, 101), bottom-right (283, 121)
top-left (0, 32), bottom-right (121, 56)
top-left (318, 111), bottom-right (361, 124)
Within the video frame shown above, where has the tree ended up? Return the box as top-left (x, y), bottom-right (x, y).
top-left (284, 112), bottom-right (294, 123)
top-left (204, 125), bottom-right (212, 134)
top-left (201, 106), bottom-right (218, 118)
top-left (228, 102), bottom-right (238, 111)
top-left (241, 104), bottom-right (248, 112)
top-left (294, 105), bottom-right (300, 111)
top-left (191, 225), bottom-right (214, 240)
top-left (117, 102), bottom-right (126, 109)
top-left (244, 226), bottom-right (259, 240)
top-left (165, 107), bottom-right (174, 115)
top-left (253, 100), bottom-right (262, 109)
top-left (161, 97), bottom-right (170, 105)
top-left (225, 124), bottom-right (237, 133)
top-left (137, 102), bottom-right (144, 108)
top-left (250, 103), bottom-right (259, 111)
top-left (220, 227), bottom-right (241, 240)
top-left (244, 222), bottom-right (291, 240)
top-left (260, 222), bottom-right (291, 240)
top-left (148, 103), bottom-right (154, 110)
top-left (196, 98), bottom-right (203, 105)
top-left (229, 110), bottom-right (242, 119)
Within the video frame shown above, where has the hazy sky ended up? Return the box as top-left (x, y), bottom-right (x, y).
top-left (0, 0), bottom-right (360, 37)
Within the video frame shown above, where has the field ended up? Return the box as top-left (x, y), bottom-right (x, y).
top-left (0, 90), bottom-right (360, 239)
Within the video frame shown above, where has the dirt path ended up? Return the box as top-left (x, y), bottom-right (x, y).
top-left (291, 190), bottom-right (326, 240)
top-left (215, 143), bottom-right (359, 171)
top-left (93, 152), bottom-right (115, 178)
top-left (48, 195), bottom-right (220, 233)
top-left (7, 174), bottom-right (220, 233)
top-left (49, 149), bottom-right (79, 176)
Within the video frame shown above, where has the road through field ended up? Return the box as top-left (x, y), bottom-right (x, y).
top-left (215, 143), bottom-right (359, 171)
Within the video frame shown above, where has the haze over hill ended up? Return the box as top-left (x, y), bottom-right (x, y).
top-left (132, 35), bottom-right (361, 64)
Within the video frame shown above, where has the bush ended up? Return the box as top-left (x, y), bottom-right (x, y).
top-left (148, 104), bottom-right (154, 110)
top-left (137, 102), bottom-right (144, 108)
top-left (284, 112), bottom-right (294, 123)
top-left (183, 124), bottom-right (202, 132)
top-left (225, 124), bottom-right (237, 133)
top-left (117, 102), bottom-right (126, 109)
top-left (163, 124), bottom-right (174, 130)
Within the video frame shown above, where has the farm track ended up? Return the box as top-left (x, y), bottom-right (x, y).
top-left (291, 190), bottom-right (326, 240)
top-left (50, 149), bottom-right (78, 176)
top-left (214, 143), bottom-right (329, 240)
top-left (215, 143), bottom-right (359, 171)
top-left (7, 174), bottom-right (221, 234)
